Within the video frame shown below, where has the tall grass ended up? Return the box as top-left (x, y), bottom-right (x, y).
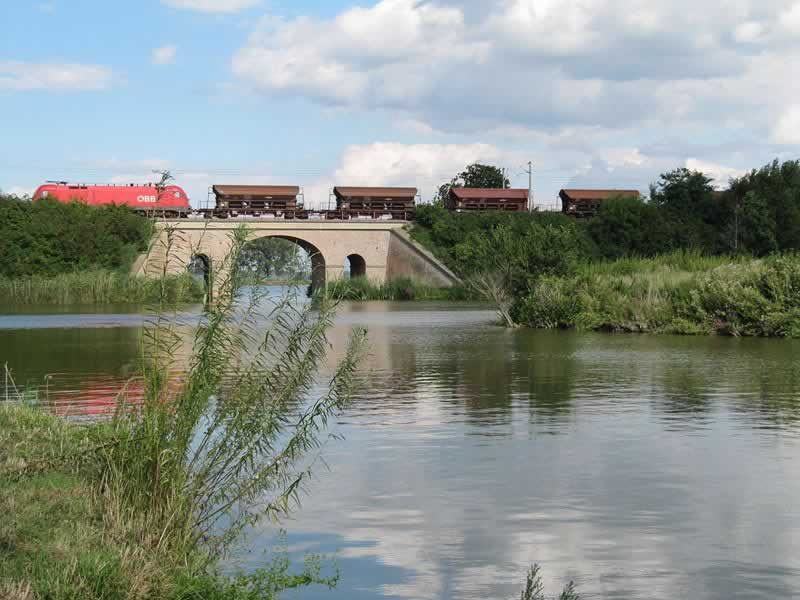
top-left (0, 270), bottom-right (204, 305)
top-left (326, 276), bottom-right (472, 301)
top-left (2, 225), bottom-right (368, 598)
top-left (516, 253), bottom-right (800, 337)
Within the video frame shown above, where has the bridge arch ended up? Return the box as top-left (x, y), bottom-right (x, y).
top-left (345, 253), bottom-right (367, 279)
top-left (187, 253), bottom-right (212, 300)
top-left (249, 233), bottom-right (327, 294)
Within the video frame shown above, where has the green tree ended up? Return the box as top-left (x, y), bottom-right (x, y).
top-left (586, 195), bottom-right (674, 258)
top-left (433, 162), bottom-right (511, 206)
top-left (458, 163), bottom-right (510, 188)
top-left (237, 237), bottom-right (309, 281)
top-left (650, 167), bottom-right (720, 250)
top-left (736, 191), bottom-right (778, 255)
top-left (730, 159), bottom-right (800, 252)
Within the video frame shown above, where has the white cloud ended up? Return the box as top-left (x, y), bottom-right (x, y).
top-left (772, 105), bottom-right (800, 144)
top-left (3, 186), bottom-right (34, 198)
top-left (231, 0), bottom-right (800, 144)
top-left (151, 45), bottom-right (177, 65)
top-left (334, 142), bottom-right (512, 195)
top-left (233, 0), bottom-right (489, 106)
top-left (779, 2), bottom-right (800, 32)
top-left (161, 0), bottom-right (259, 13)
top-left (0, 61), bottom-right (114, 92)
top-left (685, 158), bottom-right (746, 188)
top-left (734, 21), bottom-right (765, 43)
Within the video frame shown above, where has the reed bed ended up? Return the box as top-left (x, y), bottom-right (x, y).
top-left (0, 270), bottom-right (204, 305)
top-left (326, 276), bottom-right (472, 301)
top-left (517, 253), bottom-right (800, 337)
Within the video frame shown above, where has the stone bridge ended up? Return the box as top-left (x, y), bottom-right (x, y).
top-left (132, 220), bottom-right (458, 298)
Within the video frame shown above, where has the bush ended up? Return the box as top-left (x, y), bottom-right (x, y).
top-left (0, 196), bottom-right (152, 278)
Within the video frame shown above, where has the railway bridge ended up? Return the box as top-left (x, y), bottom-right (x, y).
top-left (132, 220), bottom-right (459, 298)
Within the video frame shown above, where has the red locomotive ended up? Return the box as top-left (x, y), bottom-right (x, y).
top-left (32, 181), bottom-right (191, 217)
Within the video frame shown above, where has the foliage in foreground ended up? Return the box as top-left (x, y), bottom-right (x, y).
top-left (519, 564), bottom-right (578, 600)
top-left (1, 226), bottom-right (368, 599)
top-left (0, 270), bottom-right (204, 305)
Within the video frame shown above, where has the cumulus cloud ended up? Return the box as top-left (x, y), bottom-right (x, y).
top-left (161, 0), bottom-right (259, 13)
top-left (772, 104), bottom-right (800, 144)
top-left (685, 158), bottom-right (746, 188)
top-left (0, 61), bottom-right (114, 92)
top-left (151, 45), bottom-right (177, 65)
top-left (334, 142), bottom-right (506, 187)
top-left (231, 0), bottom-right (800, 143)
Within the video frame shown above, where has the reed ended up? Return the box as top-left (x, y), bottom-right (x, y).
top-left (326, 276), bottom-right (472, 301)
top-left (0, 270), bottom-right (204, 305)
top-left (1, 225), bottom-right (368, 599)
top-left (517, 253), bottom-right (800, 337)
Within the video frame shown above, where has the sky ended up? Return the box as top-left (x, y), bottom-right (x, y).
top-left (2, 0), bottom-right (800, 210)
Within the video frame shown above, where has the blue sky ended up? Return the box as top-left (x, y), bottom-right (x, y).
top-left (2, 0), bottom-right (800, 208)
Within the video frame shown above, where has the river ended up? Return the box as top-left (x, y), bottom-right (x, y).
top-left (2, 297), bottom-right (800, 599)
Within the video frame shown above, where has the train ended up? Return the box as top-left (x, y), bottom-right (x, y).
top-left (32, 182), bottom-right (192, 217)
top-left (30, 180), bottom-right (542, 220)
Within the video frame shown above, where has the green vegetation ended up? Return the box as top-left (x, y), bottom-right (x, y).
top-left (0, 196), bottom-right (152, 278)
top-left (516, 252), bottom-right (800, 336)
top-left (0, 270), bottom-right (203, 305)
top-left (0, 194), bottom-right (205, 305)
top-left (519, 564), bottom-right (578, 600)
top-left (433, 162), bottom-right (511, 205)
top-left (326, 276), bottom-right (472, 301)
top-left (1, 227), bottom-right (367, 599)
top-left (237, 237), bottom-right (311, 283)
top-left (414, 158), bottom-right (800, 336)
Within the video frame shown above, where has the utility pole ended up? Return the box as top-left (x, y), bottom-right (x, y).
top-left (524, 161), bottom-right (533, 211)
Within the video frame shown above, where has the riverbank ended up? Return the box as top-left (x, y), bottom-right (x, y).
top-left (0, 404), bottom-right (155, 599)
top-left (0, 404), bottom-right (252, 599)
top-left (0, 270), bottom-right (204, 305)
top-left (516, 253), bottom-right (800, 337)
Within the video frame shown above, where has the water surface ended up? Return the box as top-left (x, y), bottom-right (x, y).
top-left (2, 301), bottom-right (800, 598)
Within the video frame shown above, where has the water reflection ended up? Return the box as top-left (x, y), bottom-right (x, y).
top-left (2, 299), bottom-right (800, 598)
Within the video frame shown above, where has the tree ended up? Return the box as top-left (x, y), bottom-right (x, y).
top-left (433, 162), bottom-right (510, 206)
top-left (458, 163), bottom-right (509, 189)
top-left (737, 191), bottom-right (778, 255)
top-left (650, 167), bottom-right (719, 250)
top-left (453, 222), bottom-right (584, 326)
top-left (237, 237), bottom-right (309, 282)
top-left (586, 195), bottom-right (674, 258)
top-left (730, 159), bottom-right (800, 252)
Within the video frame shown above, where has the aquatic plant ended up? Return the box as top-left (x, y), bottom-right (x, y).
top-left (0, 269), bottom-right (204, 305)
top-left (519, 564), bottom-right (579, 600)
top-left (326, 275), bottom-right (470, 301)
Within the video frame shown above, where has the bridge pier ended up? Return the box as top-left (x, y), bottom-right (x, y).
top-left (133, 220), bottom-right (459, 299)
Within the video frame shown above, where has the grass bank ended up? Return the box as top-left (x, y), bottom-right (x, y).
top-left (326, 276), bottom-right (473, 301)
top-left (0, 270), bottom-right (205, 305)
top-left (0, 404), bottom-right (337, 600)
top-left (516, 252), bottom-right (800, 337)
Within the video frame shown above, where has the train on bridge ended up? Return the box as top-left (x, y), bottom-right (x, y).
top-left (32, 181), bottom-right (533, 220)
top-left (32, 180), bottom-right (638, 220)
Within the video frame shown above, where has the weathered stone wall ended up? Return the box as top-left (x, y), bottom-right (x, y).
top-left (386, 228), bottom-right (459, 287)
